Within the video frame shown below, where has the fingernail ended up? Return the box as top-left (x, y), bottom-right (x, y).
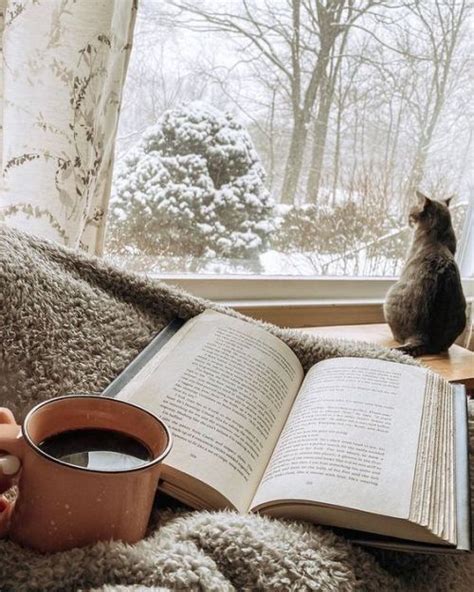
top-left (0, 455), bottom-right (21, 475)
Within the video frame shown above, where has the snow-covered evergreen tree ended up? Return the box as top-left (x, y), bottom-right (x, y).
top-left (108, 102), bottom-right (274, 264)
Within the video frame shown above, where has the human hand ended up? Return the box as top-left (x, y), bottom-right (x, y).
top-left (0, 408), bottom-right (20, 537)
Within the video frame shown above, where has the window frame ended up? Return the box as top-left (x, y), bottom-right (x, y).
top-left (155, 274), bottom-right (474, 303)
top-left (150, 275), bottom-right (472, 328)
top-left (152, 199), bottom-right (474, 313)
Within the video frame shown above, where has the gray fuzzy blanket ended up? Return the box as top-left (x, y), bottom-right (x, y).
top-left (0, 223), bottom-right (473, 591)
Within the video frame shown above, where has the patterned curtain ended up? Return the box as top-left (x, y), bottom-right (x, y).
top-left (0, 0), bottom-right (137, 254)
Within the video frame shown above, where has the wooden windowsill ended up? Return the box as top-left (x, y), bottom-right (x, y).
top-left (297, 323), bottom-right (474, 389)
top-left (232, 300), bottom-right (386, 327)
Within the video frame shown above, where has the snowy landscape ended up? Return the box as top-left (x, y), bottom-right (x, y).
top-left (105, 0), bottom-right (472, 277)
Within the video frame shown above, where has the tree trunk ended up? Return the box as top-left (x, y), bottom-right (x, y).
top-left (267, 88), bottom-right (277, 190)
top-left (280, 0), bottom-right (366, 205)
top-left (331, 93), bottom-right (343, 207)
top-left (349, 104), bottom-right (360, 200)
top-left (305, 89), bottom-right (332, 204)
top-left (405, 96), bottom-right (445, 211)
top-left (280, 113), bottom-right (308, 204)
top-left (388, 92), bottom-right (404, 207)
top-left (404, 0), bottom-right (466, 212)
top-left (305, 19), bottom-right (350, 206)
top-left (280, 54), bottom-right (328, 204)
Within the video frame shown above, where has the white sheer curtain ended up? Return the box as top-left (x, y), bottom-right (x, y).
top-left (0, 0), bottom-right (137, 254)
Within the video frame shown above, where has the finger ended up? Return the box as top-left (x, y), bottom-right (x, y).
top-left (0, 409), bottom-right (16, 425)
top-left (0, 456), bottom-right (20, 494)
top-left (0, 496), bottom-right (13, 538)
top-left (0, 409), bottom-right (20, 496)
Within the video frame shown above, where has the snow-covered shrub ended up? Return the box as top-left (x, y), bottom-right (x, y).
top-left (107, 102), bottom-right (274, 264)
top-left (272, 200), bottom-right (402, 256)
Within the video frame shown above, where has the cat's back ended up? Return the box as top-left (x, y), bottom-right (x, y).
top-left (404, 243), bottom-right (458, 278)
top-left (389, 244), bottom-right (454, 297)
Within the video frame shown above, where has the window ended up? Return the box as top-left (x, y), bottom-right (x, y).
top-left (105, 0), bottom-right (473, 285)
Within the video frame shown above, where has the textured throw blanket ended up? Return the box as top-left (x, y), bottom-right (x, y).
top-left (0, 223), bottom-right (473, 592)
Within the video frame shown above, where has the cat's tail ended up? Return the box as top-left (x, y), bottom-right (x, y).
top-left (394, 341), bottom-right (432, 357)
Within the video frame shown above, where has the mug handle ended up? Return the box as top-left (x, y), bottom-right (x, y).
top-left (0, 408), bottom-right (23, 538)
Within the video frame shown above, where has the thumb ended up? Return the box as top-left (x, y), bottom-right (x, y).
top-left (0, 408), bottom-right (20, 493)
top-left (0, 408), bottom-right (20, 536)
top-left (0, 455), bottom-right (21, 493)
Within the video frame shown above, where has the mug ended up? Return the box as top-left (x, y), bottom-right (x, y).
top-left (0, 395), bottom-right (172, 553)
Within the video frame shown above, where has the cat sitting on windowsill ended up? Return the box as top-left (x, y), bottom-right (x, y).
top-left (384, 191), bottom-right (466, 357)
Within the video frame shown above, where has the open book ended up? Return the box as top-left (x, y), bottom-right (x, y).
top-left (104, 310), bottom-right (470, 552)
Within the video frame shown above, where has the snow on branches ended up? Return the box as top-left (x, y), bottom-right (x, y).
top-left (109, 102), bottom-right (274, 264)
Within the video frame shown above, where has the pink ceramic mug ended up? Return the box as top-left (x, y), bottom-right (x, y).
top-left (0, 395), bottom-right (172, 553)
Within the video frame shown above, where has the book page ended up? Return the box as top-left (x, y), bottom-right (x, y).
top-left (117, 310), bottom-right (304, 512)
top-left (251, 357), bottom-right (427, 519)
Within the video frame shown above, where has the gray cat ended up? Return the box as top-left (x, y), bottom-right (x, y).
top-left (384, 191), bottom-right (466, 356)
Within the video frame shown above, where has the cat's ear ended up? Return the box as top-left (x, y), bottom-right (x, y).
top-left (416, 190), bottom-right (431, 208)
top-left (444, 195), bottom-right (454, 207)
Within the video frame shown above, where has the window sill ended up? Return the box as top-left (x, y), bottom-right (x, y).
top-left (229, 299), bottom-right (386, 327)
top-left (155, 275), bottom-right (399, 301)
top-left (153, 275), bottom-right (474, 328)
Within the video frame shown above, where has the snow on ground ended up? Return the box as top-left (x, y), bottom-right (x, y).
top-left (260, 250), bottom-right (401, 276)
top-left (107, 248), bottom-right (402, 277)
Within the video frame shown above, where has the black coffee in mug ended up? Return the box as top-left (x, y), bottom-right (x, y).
top-left (39, 428), bottom-right (153, 471)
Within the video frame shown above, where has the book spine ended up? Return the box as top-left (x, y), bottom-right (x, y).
top-left (102, 318), bottom-right (186, 398)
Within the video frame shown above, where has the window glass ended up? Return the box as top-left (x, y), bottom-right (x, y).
top-left (105, 0), bottom-right (472, 277)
